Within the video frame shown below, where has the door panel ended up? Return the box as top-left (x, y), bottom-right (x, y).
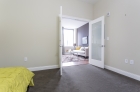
top-left (89, 16), bottom-right (104, 68)
top-left (59, 6), bottom-right (62, 75)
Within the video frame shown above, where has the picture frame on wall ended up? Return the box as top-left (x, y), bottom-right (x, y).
top-left (82, 36), bottom-right (88, 44)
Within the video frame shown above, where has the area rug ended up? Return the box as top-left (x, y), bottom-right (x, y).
top-left (62, 55), bottom-right (88, 63)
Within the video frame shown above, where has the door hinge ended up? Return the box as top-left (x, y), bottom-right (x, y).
top-left (101, 45), bottom-right (105, 47)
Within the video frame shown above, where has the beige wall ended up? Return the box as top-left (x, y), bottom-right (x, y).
top-left (0, 0), bottom-right (94, 68)
top-left (93, 0), bottom-right (140, 75)
top-left (1, 0), bottom-right (138, 76)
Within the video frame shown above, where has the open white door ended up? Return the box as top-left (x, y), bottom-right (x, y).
top-left (89, 16), bottom-right (105, 68)
top-left (59, 6), bottom-right (63, 75)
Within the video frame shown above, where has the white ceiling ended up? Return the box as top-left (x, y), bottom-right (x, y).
top-left (62, 18), bottom-right (88, 29)
top-left (80, 0), bottom-right (99, 4)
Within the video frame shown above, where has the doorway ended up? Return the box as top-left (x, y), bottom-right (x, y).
top-left (59, 13), bottom-right (105, 76)
top-left (61, 15), bottom-right (90, 67)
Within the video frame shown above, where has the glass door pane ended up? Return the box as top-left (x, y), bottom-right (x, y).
top-left (92, 21), bottom-right (102, 61)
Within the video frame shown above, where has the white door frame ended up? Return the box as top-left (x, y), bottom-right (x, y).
top-left (62, 15), bottom-right (91, 22)
top-left (59, 6), bottom-right (63, 75)
top-left (59, 6), bottom-right (105, 75)
top-left (59, 12), bottom-right (92, 75)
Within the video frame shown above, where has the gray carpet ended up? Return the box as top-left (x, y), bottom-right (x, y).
top-left (28, 65), bottom-right (140, 92)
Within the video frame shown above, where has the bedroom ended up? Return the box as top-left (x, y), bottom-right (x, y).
top-left (0, 0), bottom-right (140, 92)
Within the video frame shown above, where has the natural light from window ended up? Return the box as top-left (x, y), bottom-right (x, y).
top-left (64, 29), bottom-right (74, 46)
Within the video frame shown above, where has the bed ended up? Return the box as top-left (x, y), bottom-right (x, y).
top-left (0, 67), bottom-right (35, 92)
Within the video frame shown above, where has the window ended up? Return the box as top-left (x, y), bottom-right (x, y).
top-left (64, 29), bottom-right (74, 46)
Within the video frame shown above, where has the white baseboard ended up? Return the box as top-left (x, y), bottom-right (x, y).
top-left (27, 64), bottom-right (140, 81)
top-left (28, 65), bottom-right (59, 71)
top-left (105, 65), bottom-right (140, 81)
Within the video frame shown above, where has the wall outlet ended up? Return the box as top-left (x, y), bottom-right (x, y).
top-left (125, 59), bottom-right (128, 63)
top-left (24, 57), bottom-right (28, 61)
top-left (130, 60), bottom-right (134, 64)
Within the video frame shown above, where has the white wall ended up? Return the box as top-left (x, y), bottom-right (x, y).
top-left (0, 0), bottom-right (94, 68)
top-left (93, 0), bottom-right (140, 75)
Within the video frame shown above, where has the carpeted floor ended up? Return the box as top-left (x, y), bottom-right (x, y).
top-left (28, 65), bottom-right (140, 92)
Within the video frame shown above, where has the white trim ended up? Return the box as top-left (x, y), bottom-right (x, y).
top-left (28, 65), bottom-right (59, 71)
top-left (59, 6), bottom-right (63, 75)
top-left (61, 15), bottom-right (91, 22)
top-left (105, 65), bottom-right (140, 81)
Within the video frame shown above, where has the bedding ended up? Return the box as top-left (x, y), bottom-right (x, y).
top-left (0, 67), bottom-right (35, 92)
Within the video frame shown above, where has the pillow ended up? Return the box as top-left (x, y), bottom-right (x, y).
top-left (76, 46), bottom-right (81, 50)
top-left (80, 47), bottom-right (85, 51)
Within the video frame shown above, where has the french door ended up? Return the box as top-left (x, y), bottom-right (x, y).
top-left (89, 16), bottom-right (105, 68)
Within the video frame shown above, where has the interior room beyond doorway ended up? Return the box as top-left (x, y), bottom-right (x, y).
top-left (61, 16), bottom-right (89, 66)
